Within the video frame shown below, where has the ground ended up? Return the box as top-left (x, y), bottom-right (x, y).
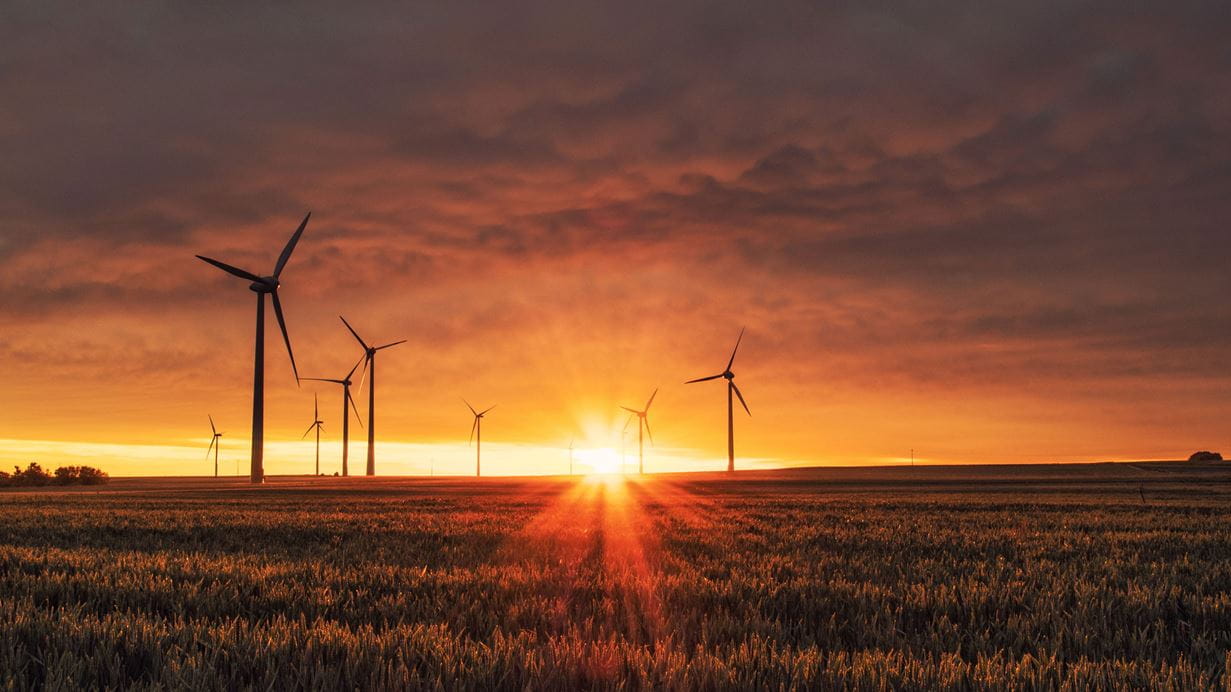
top-left (2, 462), bottom-right (1229, 689)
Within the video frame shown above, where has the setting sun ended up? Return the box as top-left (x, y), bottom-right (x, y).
top-left (576, 448), bottom-right (623, 475)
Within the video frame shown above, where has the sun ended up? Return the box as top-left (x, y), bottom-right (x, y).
top-left (576, 447), bottom-right (623, 475)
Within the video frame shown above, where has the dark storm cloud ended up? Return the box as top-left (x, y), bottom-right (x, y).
top-left (2, 0), bottom-right (1231, 450)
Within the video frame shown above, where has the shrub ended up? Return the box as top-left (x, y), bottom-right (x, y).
top-left (76, 466), bottom-right (109, 485)
top-left (12, 462), bottom-right (51, 486)
top-left (1187, 451), bottom-right (1223, 463)
top-left (2, 464), bottom-right (109, 488)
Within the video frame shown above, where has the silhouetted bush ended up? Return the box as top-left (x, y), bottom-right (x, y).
top-left (1187, 451), bottom-right (1223, 463)
top-left (0, 463), bottom-right (109, 488)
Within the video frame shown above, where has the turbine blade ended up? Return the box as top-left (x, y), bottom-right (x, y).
top-left (355, 354), bottom-right (370, 396)
top-left (726, 327), bottom-right (745, 372)
top-left (620, 406), bottom-right (639, 414)
top-left (685, 373), bottom-right (724, 384)
top-left (302, 378), bottom-right (345, 384)
top-left (302, 422), bottom-right (315, 439)
top-left (644, 417), bottom-right (654, 446)
top-left (462, 398), bottom-right (477, 416)
top-left (206, 435), bottom-right (216, 458)
top-left (274, 212), bottom-right (310, 277)
top-left (623, 414), bottom-right (634, 433)
top-left (208, 414), bottom-right (216, 435)
top-left (339, 316), bottom-right (370, 350)
top-left (271, 290), bottom-right (299, 383)
top-left (645, 387), bottom-right (658, 411)
top-left (480, 404), bottom-right (497, 416)
top-left (376, 339), bottom-right (407, 351)
top-left (732, 381), bottom-right (751, 416)
top-left (469, 416), bottom-right (478, 445)
top-left (196, 255), bottom-right (262, 283)
top-left (314, 393), bottom-right (318, 418)
top-left (347, 388), bottom-right (364, 429)
top-left (345, 353), bottom-right (364, 380)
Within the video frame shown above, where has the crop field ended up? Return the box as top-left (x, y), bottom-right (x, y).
top-left (2, 462), bottom-right (1230, 690)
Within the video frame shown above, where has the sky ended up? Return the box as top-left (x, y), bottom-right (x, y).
top-left (2, 1), bottom-right (1230, 476)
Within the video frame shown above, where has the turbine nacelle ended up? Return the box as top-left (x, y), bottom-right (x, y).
top-left (248, 277), bottom-right (279, 293)
top-left (724, 370), bottom-right (734, 380)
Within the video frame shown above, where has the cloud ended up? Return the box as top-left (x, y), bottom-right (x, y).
top-left (2, 1), bottom-right (1230, 464)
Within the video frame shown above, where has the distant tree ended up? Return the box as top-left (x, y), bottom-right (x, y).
top-left (76, 466), bottom-right (109, 485)
top-left (53, 466), bottom-right (79, 485)
top-left (13, 462), bottom-right (51, 486)
top-left (1188, 451), bottom-right (1223, 463)
top-left (0, 463), bottom-right (108, 488)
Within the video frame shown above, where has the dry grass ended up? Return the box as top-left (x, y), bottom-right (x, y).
top-left (1, 464), bottom-right (1229, 690)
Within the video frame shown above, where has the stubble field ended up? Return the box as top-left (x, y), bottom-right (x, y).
top-left (1, 462), bottom-right (1229, 690)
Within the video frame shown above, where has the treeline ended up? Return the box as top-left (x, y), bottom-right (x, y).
top-left (0, 462), bottom-right (109, 487)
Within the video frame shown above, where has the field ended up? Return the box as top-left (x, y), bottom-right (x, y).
top-left (2, 462), bottom-right (1230, 690)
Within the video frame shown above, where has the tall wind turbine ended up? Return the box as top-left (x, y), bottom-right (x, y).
top-left (685, 327), bottom-right (750, 473)
top-left (206, 415), bottom-right (223, 478)
top-left (340, 316), bottom-right (406, 476)
top-left (302, 393), bottom-right (325, 476)
top-left (620, 388), bottom-right (658, 475)
top-left (196, 213), bottom-right (308, 483)
top-left (302, 354), bottom-right (364, 476)
top-left (464, 400), bottom-right (495, 477)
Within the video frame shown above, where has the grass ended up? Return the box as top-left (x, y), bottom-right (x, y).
top-left (1, 463), bottom-right (1229, 689)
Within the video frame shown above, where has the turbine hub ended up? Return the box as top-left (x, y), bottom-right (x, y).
top-left (724, 370), bottom-right (734, 379)
top-left (248, 276), bottom-right (278, 293)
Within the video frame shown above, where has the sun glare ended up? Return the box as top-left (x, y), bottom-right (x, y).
top-left (576, 447), bottom-right (623, 475)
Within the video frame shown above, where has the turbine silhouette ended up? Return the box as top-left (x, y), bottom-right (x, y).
top-left (301, 393), bottom-right (325, 476)
top-left (206, 415), bottom-right (223, 478)
top-left (568, 438), bottom-right (575, 476)
top-left (196, 212), bottom-right (308, 483)
top-left (620, 388), bottom-right (658, 475)
top-left (464, 400), bottom-right (495, 477)
top-left (302, 354), bottom-right (364, 476)
top-left (341, 316), bottom-right (406, 476)
top-left (685, 327), bottom-right (750, 473)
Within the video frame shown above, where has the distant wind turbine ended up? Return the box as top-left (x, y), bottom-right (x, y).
top-left (340, 316), bottom-right (406, 476)
top-left (301, 393), bottom-right (325, 476)
top-left (464, 400), bottom-right (495, 477)
top-left (620, 388), bottom-right (658, 475)
top-left (568, 438), bottom-right (575, 476)
top-left (302, 354), bottom-right (364, 476)
top-left (206, 415), bottom-right (223, 477)
top-left (196, 213), bottom-right (309, 483)
top-left (685, 327), bottom-right (750, 473)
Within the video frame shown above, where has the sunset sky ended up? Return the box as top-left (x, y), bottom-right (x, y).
top-left (2, 2), bottom-right (1230, 475)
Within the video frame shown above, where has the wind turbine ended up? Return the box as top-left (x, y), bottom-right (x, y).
top-left (685, 327), bottom-right (750, 473)
top-left (568, 438), bottom-right (575, 476)
top-left (206, 415), bottom-right (223, 478)
top-left (340, 316), bottom-right (406, 476)
top-left (464, 400), bottom-right (495, 477)
top-left (620, 388), bottom-right (658, 475)
top-left (302, 354), bottom-right (364, 476)
top-left (301, 393), bottom-right (325, 476)
top-left (196, 213), bottom-right (308, 483)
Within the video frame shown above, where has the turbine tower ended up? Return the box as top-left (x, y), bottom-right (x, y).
top-left (302, 393), bottom-right (325, 476)
top-left (568, 438), bottom-right (575, 476)
top-left (340, 316), bottom-right (406, 476)
top-left (685, 327), bottom-right (750, 473)
top-left (465, 400), bottom-right (495, 477)
top-left (302, 354), bottom-right (364, 476)
top-left (620, 388), bottom-right (658, 475)
top-left (196, 213), bottom-right (308, 483)
top-left (206, 415), bottom-right (223, 478)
